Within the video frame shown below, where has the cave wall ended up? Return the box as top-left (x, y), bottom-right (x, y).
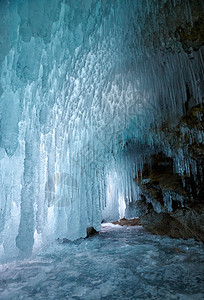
top-left (137, 105), bottom-right (204, 241)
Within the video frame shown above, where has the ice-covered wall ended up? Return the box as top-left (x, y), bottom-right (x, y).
top-left (0, 0), bottom-right (203, 261)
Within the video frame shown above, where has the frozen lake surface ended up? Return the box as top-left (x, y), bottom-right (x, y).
top-left (0, 224), bottom-right (203, 299)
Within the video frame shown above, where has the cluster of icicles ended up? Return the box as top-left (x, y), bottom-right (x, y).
top-left (0, 0), bottom-right (203, 262)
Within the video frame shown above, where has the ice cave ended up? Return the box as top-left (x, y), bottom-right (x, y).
top-left (0, 0), bottom-right (203, 299)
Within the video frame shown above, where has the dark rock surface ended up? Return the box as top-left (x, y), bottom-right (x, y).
top-left (112, 217), bottom-right (141, 226)
top-left (141, 208), bottom-right (204, 241)
top-left (137, 105), bottom-right (204, 242)
top-left (141, 0), bottom-right (204, 56)
top-left (86, 227), bottom-right (98, 238)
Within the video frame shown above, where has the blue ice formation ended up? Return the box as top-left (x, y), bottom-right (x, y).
top-left (0, 0), bottom-right (203, 261)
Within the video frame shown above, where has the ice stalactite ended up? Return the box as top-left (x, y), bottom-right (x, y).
top-left (0, 0), bottom-right (203, 261)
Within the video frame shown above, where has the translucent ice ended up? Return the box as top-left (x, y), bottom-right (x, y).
top-left (0, 226), bottom-right (203, 299)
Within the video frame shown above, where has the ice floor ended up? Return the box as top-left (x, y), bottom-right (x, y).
top-left (0, 224), bottom-right (203, 300)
